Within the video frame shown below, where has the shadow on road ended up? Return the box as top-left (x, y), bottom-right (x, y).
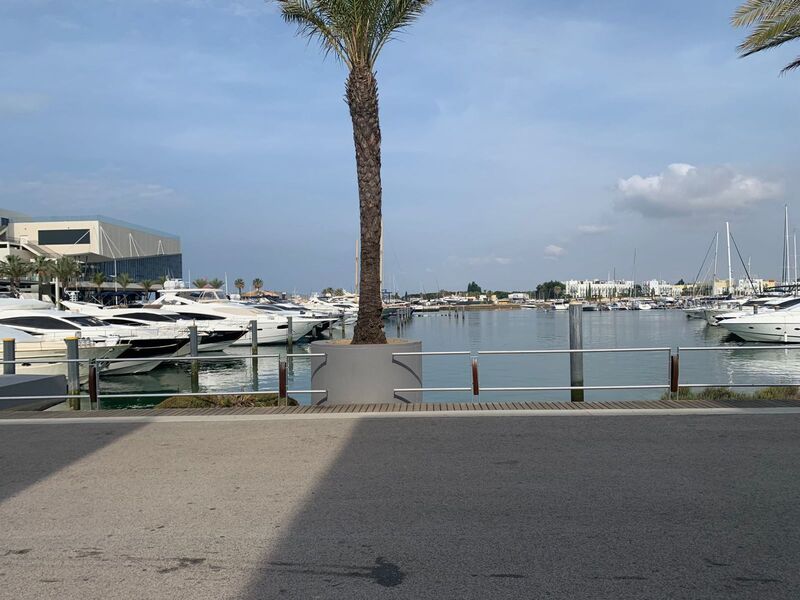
top-left (241, 415), bottom-right (800, 599)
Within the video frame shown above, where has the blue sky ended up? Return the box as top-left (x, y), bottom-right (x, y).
top-left (1, 0), bottom-right (799, 293)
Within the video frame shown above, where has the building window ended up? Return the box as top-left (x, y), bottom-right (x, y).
top-left (38, 229), bottom-right (91, 245)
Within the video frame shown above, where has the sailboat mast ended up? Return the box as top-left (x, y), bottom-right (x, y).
top-left (726, 222), bottom-right (733, 294)
top-left (794, 230), bottom-right (798, 289)
top-left (785, 205), bottom-right (791, 285)
top-left (713, 232), bottom-right (719, 281)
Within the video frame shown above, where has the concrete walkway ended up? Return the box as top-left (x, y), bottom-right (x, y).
top-left (1, 410), bottom-right (799, 599)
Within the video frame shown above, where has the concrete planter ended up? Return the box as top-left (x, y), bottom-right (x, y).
top-left (310, 339), bottom-right (422, 406)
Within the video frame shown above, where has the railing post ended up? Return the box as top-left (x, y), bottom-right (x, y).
top-left (569, 302), bottom-right (584, 402)
top-left (88, 360), bottom-right (99, 410)
top-left (670, 353), bottom-right (680, 396)
top-left (189, 325), bottom-right (199, 394)
top-left (286, 316), bottom-right (293, 353)
top-left (279, 359), bottom-right (287, 403)
top-left (471, 357), bottom-right (480, 397)
top-left (340, 310), bottom-right (346, 338)
top-left (65, 337), bottom-right (80, 410)
top-left (3, 338), bottom-right (15, 375)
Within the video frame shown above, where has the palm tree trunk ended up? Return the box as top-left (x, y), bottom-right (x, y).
top-left (348, 66), bottom-right (386, 345)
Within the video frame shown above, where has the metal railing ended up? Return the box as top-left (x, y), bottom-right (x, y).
top-left (0, 350), bottom-right (326, 410)
top-left (393, 347), bottom-right (673, 398)
top-left (674, 345), bottom-right (800, 390)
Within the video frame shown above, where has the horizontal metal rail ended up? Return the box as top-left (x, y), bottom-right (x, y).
top-left (394, 387), bottom-right (472, 393)
top-left (0, 394), bottom-right (90, 401)
top-left (95, 389), bottom-right (326, 399)
top-left (392, 351), bottom-right (471, 357)
top-left (479, 347), bottom-right (670, 356)
top-left (480, 385), bottom-right (668, 392)
top-left (678, 383), bottom-right (800, 389)
top-left (679, 346), bottom-right (800, 352)
top-left (0, 352), bottom-right (320, 365)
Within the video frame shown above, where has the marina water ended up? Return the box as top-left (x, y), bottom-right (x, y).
top-left (98, 309), bottom-right (800, 408)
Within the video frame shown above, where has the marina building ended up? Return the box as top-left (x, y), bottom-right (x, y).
top-left (0, 210), bottom-right (182, 280)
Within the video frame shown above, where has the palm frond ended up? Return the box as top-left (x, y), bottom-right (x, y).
top-left (275, 0), bottom-right (351, 67)
top-left (272, 0), bottom-right (433, 68)
top-left (781, 54), bottom-right (800, 72)
top-left (738, 13), bottom-right (800, 55)
top-left (732, 0), bottom-right (800, 27)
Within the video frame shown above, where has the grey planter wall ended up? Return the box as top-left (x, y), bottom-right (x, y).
top-left (310, 340), bottom-right (422, 405)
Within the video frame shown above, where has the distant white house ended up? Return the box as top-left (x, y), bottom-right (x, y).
top-left (508, 292), bottom-right (530, 302)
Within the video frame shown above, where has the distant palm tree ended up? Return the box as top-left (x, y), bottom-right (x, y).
top-left (234, 278), bottom-right (245, 296)
top-left (209, 278), bottom-right (225, 290)
top-left (31, 256), bottom-right (53, 301)
top-left (272, 0), bottom-right (433, 344)
top-left (252, 278), bottom-right (263, 292)
top-left (51, 257), bottom-right (81, 308)
top-left (92, 271), bottom-right (106, 301)
top-left (732, 0), bottom-right (800, 73)
top-left (0, 255), bottom-right (32, 294)
top-left (139, 279), bottom-right (154, 301)
top-left (157, 275), bottom-right (168, 288)
top-left (193, 278), bottom-right (209, 288)
top-left (117, 272), bottom-right (132, 291)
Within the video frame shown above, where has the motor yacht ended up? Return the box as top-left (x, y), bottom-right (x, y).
top-left (717, 304), bottom-right (800, 343)
top-left (62, 301), bottom-right (247, 352)
top-left (149, 284), bottom-right (329, 345)
top-left (0, 324), bottom-right (128, 382)
top-left (0, 309), bottom-right (189, 374)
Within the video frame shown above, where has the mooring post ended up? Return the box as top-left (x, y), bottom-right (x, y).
top-left (569, 302), bottom-right (584, 402)
top-left (279, 359), bottom-right (287, 403)
top-left (65, 337), bottom-right (80, 410)
top-left (670, 353), bottom-right (680, 397)
top-left (340, 310), bottom-right (346, 338)
top-left (471, 357), bottom-right (480, 397)
top-left (286, 316), bottom-right (294, 353)
top-left (3, 338), bottom-right (15, 375)
top-left (189, 325), bottom-right (199, 394)
top-left (250, 320), bottom-right (258, 354)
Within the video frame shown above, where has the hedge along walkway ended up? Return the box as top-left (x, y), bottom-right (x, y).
top-left (3, 397), bottom-right (800, 421)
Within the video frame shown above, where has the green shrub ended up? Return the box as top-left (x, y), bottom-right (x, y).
top-left (156, 394), bottom-right (298, 409)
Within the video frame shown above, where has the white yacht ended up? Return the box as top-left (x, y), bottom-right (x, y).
top-left (703, 298), bottom-right (751, 326)
top-left (62, 301), bottom-right (247, 352)
top-left (0, 324), bottom-right (128, 381)
top-left (149, 284), bottom-right (329, 345)
top-left (717, 299), bottom-right (800, 342)
top-left (0, 309), bottom-right (189, 374)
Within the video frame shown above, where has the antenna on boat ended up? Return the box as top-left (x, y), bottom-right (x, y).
top-left (784, 205), bottom-right (791, 286)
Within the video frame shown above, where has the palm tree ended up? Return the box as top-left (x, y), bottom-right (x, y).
top-left (157, 275), bottom-right (168, 288)
top-left (234, 278), bottom-right (245, 296)
top-left (0, 255), bottom-right (32, 294)
top-left (732, 1), bottom-right (800, 73)
top-left (209, 277), bottom-right (225, 290)
top-left (92, 271), bottom-right (106, 300)
top-left (273, 0), bottom-right (433, 344)
top-left (31, 256), bottom-right (53, 301)
top-left (193, 278), bottom-right (209, 288)
top-left (139, 279), bottom-right (154, 301)
top-left (252, 278), bottom-right (263, 293)
top-left (51, 257), bottom-right (81, 308)
top-left (117, 272), bottom-right (132, 291)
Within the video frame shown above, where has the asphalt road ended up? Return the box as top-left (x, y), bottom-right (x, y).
top-left (1, 413), bottom-right (799, 599)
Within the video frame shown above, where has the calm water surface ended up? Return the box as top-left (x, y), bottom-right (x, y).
top-left (99, 309), bottom-right (800, 408)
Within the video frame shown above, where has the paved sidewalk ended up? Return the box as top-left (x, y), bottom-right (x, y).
top-left (1, 412), bottom-right (799, 599)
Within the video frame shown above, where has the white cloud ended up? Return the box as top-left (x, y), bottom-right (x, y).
top-left (577, 224), bottom-right (611, 234)
top-left (544, 244), bottom-right (566, 259)
top-left (616, 163), bottom-right (781, 219)
top-left (0, 93), bottom-right (49, 115)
